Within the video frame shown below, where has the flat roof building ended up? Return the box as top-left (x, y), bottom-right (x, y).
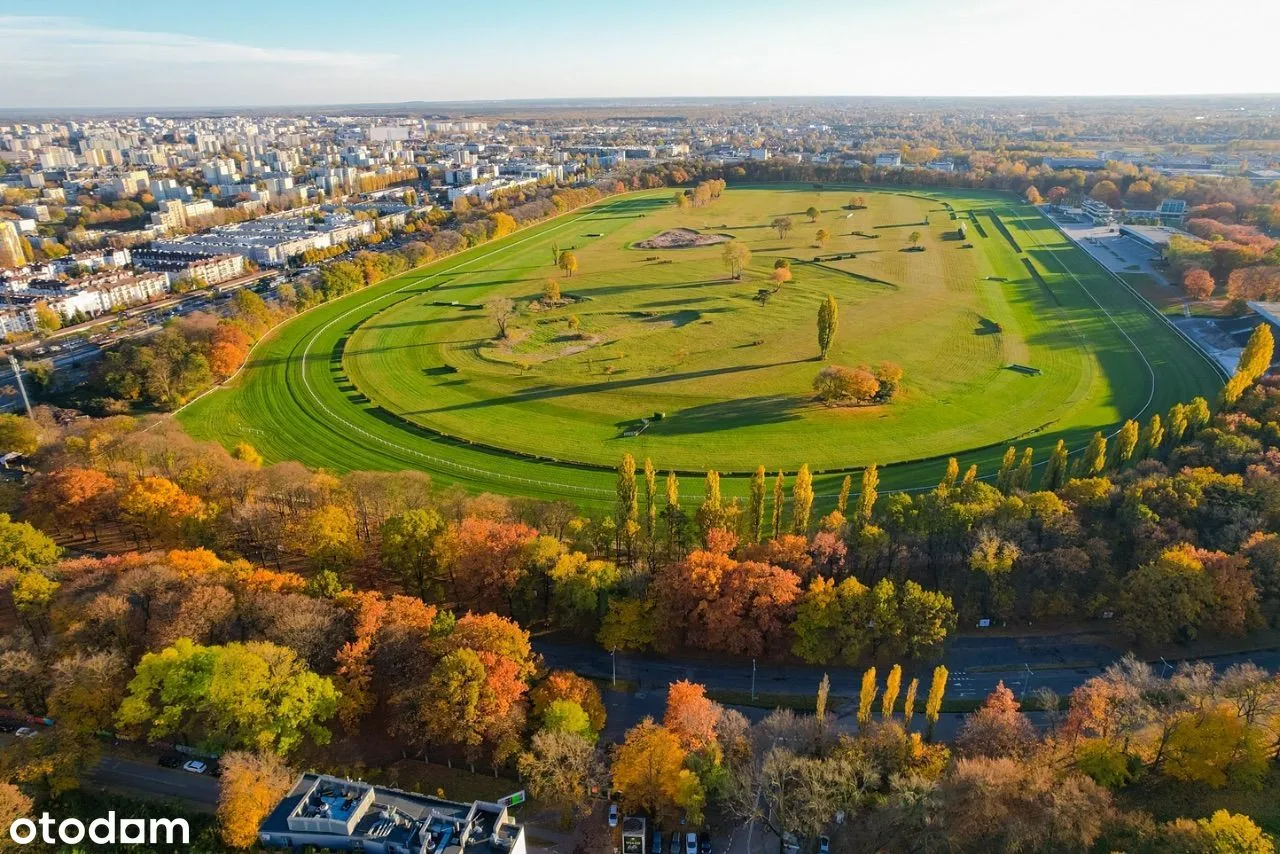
top-left (257, 773), bottom-right (527, 854)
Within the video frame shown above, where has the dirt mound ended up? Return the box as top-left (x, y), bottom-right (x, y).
top-left (635, 228), bottom-right (731, 249)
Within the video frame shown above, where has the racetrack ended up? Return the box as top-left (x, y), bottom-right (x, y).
top-left (177, 187), bottom-right (1225, 510)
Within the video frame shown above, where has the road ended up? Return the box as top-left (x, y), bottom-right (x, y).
top-left (535, 633), bottom-right (1280, 741)
top-left (86, 754), bottom-right (220, 811)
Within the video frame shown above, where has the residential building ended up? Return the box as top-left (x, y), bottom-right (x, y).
top-left (875, 152), bottom-right (903, 168)
top-left (0, 221), bottom-right (25, 268)
top-left (132, 248), bottom-right (247, 284)
top-left (257, 773), bottom-right (527, 854)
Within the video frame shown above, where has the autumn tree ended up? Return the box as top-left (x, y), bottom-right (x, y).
top-left (816, 294), bottom-right (838, 359)
top-left (815, 228), bottom-right (829, 247)
top-left (771, 216), bottom-right (794, 239)
top-left (519, 729), bottom-right (602, 826)
top-left (1183, 267), bottom-right (1215, 301)
top-left (486, 296), bottom-right (516, 339)
top-left (558, 250), bottom-right (579, 277)
top-left (542, 278), bottom-right (561, 302)
top-left (611, 719), bottom-right (705, 824)
top-left (722, 241), bottom-right (751, 279)
top-left (881, 664), bottom-right (902, 720)
top-left (908, 230), bottom-right (922, 247)
top-left (955, 681), bottom-right (1036, 758)
top-left (925, 665), bottom-right (948, 740)
top-left (664, 680), bottom-right (721, 753)
top-left (532, 670), bottom-right (607, 735)
top-left (0, 414), bottom-right (39, 456)
top-left (1119, 544), bottom-right (1216, 644)
top-left (218, 751), bottom-right (294, 848)
top-left (791, 464), bottom-right (813, 535)
top-left (858, 667), bottom-right (878, 727)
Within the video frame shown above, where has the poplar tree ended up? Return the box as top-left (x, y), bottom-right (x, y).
top-left (771, 471), bottom-right (785, 539)
top-left (1165, 403), bottom-right (1189, 451)
top-left (1186, 396), bottom-right (1211, 434)
top-left (855, 464), bottom-right (878, 524)
top-left (816, 294), bottom-right (838, 359)
top-left (1080, 432), bottom-right (1107, 477)
top-left (857, 667), bottom-right (878, 728)
top-left (903, 677), bottom-right (919, 731)
top-left (697, 470), bottom-right (722, 540)
top-left (938, 457), bottom-right (959, 493)
top-left (881, 664), bottom-right (902, 720)
top-left (616, 454), bottom-right (637, 527)
top-left (643, 458), bottom-right (657, 541)
top-left (665, 471), bottom-right (680, 558)
top-left (791, 464), bottom-right (814, 535)
top-left (1112, 419), bottom-right (1140, 467)
top-left (816, 674), bottom-right (830, 722)
top-left (1138, 413), bottom-right (1164, 460)
top-left (836, 475), bottom-right (852, 516)
top-left (1041, 439), bottom-right (1069, 490)
top-left (925, 665), bottom-right (948, 741)
top-left (1014, 447), bottom-right (1034, 491)
top-left (995, 446), bottom-right (1017, 493)
top-left (748, 466), bottom-right (767, 543)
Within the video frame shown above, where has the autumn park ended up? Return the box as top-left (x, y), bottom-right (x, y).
top-left (5, 96), bottom-right (1280, 853)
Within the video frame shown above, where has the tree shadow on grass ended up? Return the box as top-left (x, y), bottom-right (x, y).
top-left (406, 359), bottom-right (810, 415)
top-left (640, 395), bottom-right (806, 436)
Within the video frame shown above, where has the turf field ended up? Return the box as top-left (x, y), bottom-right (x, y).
top-left (177, 185), bottom-right (1225, 509)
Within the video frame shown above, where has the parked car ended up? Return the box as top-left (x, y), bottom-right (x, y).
top-left (652, 831), bottom-right (663, 853)
top-left (182, 760), bottom-right (207, 774)
top-left (819, 836), bottom-right (830, 854)
top-left (607, 803), bottom-right (618, 828)
top-left (669, 831), bottom-right (681, 854)
top-left (699, 831), bottom-right (711, 854)
top-left (0, 722), bottom-right (17, 734)
top-left (14, 727), bottom-right (37, 739)
top-left (685, 832), bottom-right (698, 854)
top-left (158, 754), bottom-right (184, 769)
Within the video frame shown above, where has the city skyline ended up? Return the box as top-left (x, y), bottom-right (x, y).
top-left (4, 0), bottom-right (1280, 109)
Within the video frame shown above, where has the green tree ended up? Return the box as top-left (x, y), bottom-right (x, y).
top-left (0, 414), bottom-right (39, 456)
top-left (542, 699), bottom-right (596, 741)
top-left (116, 638), bottom-right (338, 755)
top-left (1185, 396), bottom-right (1212, 434)
top-left (816, 294), bottom-right (838, 359)
top-left (1013, 447), bottom-right (1034, 491)
top-left (806, 206), bottom-right (820, 223)
top-left (0, 514), bottom-right (59, 571)
top-left (1166, 402), bottom-right (1189, 450)
top-left (616, 453), bottom-right (638, 529)
top-left (380, 508), bottom-right (445, 599)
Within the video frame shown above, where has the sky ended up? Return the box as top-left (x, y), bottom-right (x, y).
top-left (3, 0), bottom-right (1280, 109)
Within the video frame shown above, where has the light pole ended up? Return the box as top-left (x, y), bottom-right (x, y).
top-left (7, 354), bottom-right (32, 419)
top-left (1159, 657), bottom-right (1172, 678)
top-left (1020, 663), bottom-right (1034, 700)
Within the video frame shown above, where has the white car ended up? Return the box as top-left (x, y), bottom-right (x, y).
top-left (14, 727), bottom-right (37, 738)
top-left (607, 803), bottom-right (618, 827)
top-left (685, 832), bottom-right (697, 854)
top-left (182, 760), bottom-right (208, 774)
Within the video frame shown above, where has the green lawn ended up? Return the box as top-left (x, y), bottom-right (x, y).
top-left (177, 185), bottom-right (1225, 509)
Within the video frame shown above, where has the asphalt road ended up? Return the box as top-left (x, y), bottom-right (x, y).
top-left (86, 754), bottom-right (220, 810)
top-left (536, 634), bottom-right (1280, 741)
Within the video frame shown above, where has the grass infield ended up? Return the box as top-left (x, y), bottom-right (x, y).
top-left (178, 185), bottom-right (1224, 509)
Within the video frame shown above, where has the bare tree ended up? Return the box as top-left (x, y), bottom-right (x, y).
top-left (486, 297), bottom-right (515, 339)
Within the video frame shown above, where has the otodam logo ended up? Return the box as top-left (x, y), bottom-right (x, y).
top-left (8, 812), bottom-right (190, 846)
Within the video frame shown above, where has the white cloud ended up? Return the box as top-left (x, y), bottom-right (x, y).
top-left (0, 15), bottom-right (401, 106)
